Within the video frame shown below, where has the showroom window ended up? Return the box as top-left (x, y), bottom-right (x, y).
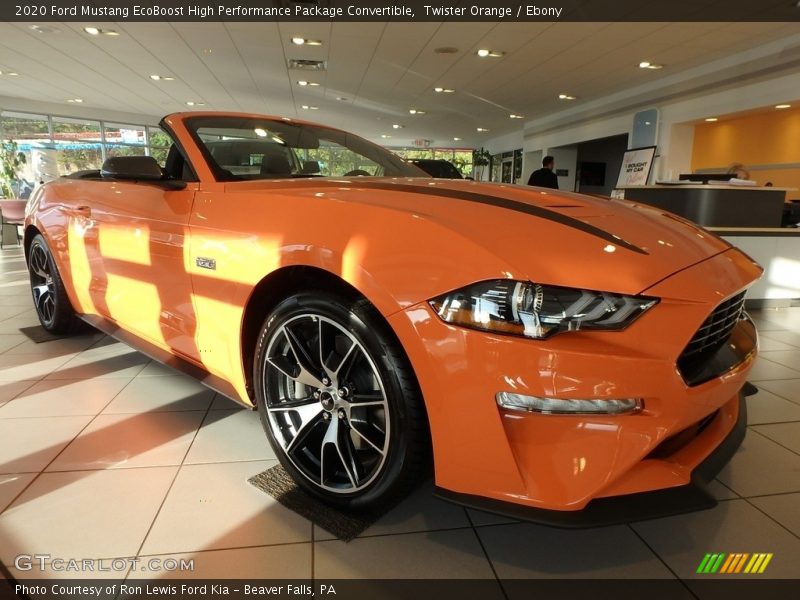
top-left (0, 111), bottom-right (50, 185)
top-left (104, 122), bottom-right (147, 160)
top-left (0, 110), bottom-right (160, 185)
top-left (148, 126), bottom-right (172, 166)
top-left (393, 148), bottom-right (474, 178)
top-left (51, 116), bottom-right (104, 176)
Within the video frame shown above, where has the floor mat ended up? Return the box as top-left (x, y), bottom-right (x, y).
top-left (249, 464), bottom-right (391, 542)
top-left (19, 325), bottom-right (67, 343)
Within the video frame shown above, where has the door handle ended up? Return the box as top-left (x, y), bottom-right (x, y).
top-left (58, 204), bottom-right (92, 217)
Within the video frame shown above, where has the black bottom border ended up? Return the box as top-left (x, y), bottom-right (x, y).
top-left (3, 578), bottom-right (799, 600)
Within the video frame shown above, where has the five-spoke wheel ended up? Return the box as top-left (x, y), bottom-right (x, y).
top-left (263, 314), bottom-right (390, 493)
top-left (255, 291), bottom-right (428, 509)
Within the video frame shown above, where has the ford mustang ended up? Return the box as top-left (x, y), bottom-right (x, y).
top-left (24, 112), bottom-right (761, 525)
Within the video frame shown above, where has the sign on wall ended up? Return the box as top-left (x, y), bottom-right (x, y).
top-left (616, 146), bottom-right (657, 187)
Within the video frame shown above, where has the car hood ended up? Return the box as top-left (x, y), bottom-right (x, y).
top-left (228, 177), bottom-right (735, 296)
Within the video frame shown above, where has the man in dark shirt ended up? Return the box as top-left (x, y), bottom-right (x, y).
top-left (527, 155), bottom-right (559, 189)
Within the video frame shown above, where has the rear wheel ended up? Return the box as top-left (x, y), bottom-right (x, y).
top-left (254, 291), bottom-right (429, 510)
top-left (27, 234), bottom-right (82, 334)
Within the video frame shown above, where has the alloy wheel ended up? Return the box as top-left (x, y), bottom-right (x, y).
top-left (262, 313), bottom-right (390, 493)
top-left (28, 243), bottom-right (56, 326)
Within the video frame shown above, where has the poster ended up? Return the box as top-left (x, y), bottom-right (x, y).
top-left (615, 146), bottom-right (657, 188)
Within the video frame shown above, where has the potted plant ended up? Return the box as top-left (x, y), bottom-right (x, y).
top-left (472, 147), bottom-right (491, 181)
top-left (1, 139), bottom-right (27, 199)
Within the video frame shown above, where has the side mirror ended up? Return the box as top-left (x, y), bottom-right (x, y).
top-left (301, 160), bottom-right (321, 174)
top-left (101, 156), bottom-right (186, 190)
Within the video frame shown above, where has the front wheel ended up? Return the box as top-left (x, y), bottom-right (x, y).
top-left (254, 291), bottom-right (429, 510)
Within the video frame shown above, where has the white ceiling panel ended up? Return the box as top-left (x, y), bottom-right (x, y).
top-left (0, 21), bottom-right (798, 147)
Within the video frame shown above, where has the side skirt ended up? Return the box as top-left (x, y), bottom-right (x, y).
top-left (79, 313), bottom-right (253, 410)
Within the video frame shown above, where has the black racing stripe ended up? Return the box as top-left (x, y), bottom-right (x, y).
top-left (354, 181), bottom-right (648, 255)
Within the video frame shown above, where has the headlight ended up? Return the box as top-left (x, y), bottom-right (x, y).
top-left (429, 279), bottom-right (657, 339)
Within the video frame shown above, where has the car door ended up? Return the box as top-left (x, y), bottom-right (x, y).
top-left (73, 176), bottom-right (200, 361)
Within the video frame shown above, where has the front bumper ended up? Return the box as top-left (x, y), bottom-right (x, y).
top-left (435, 390), bottom-right (747, 528)
top-left (387, 248), bottom-right (761, 515)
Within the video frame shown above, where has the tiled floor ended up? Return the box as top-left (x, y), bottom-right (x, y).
top-left (1, 245), bottom-right (800, 585)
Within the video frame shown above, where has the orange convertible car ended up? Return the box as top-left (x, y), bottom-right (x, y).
top-left (24, 112), bottom-right (761, 525)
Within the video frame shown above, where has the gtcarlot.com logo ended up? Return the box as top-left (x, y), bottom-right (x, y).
top-left (696, 552), bottom-right (773, 574)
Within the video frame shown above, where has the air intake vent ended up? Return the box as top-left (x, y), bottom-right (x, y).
top-left (288, 59), bottom-right (327, 71)
top-left (677, 291), bottom-right (746, 385)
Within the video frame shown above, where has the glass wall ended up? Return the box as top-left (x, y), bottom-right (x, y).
top-left (51, 116), bottom-right (103, 175)
top-left (392, 148), bottom-right (474, 178)
top-left (0, 110), bottom-right (165, 195)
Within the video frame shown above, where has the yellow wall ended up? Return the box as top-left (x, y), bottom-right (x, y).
top-left (692, 107), bottom-right (800, 199)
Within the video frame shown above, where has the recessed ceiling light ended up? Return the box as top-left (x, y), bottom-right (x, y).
top-left (150, 74), bottom-right (175, 81)
top-left (638, 61), bottom-right (664, 70)
top-left (297, 80), bottom-right (320, 87)
top-left (29, 25), bottom-right (60, 34)
top-left (301, 105), bottom-right (319, 110)
top-left (409, 109), bottom-right (426, 115)
top-left (434, 87), bottom-right (455, 93)
top-left (558, 94), bottom-right (576, 100)
top-left (476, 127), bottom-right (489, 132)
top-left (477, 49), bottom-right (505, 58)
top-left (67, 98), bottom-right (83, 103)
top-left (186, 101), bottom-right (206, 106)
top-left (292, 37), bottom-right (322, 46)
top-left (381, 135), bottom-right (392, 139)
top-left (392, 124), bottom-right (403, 129)
top-left (705, 117), bottom-right (718, 122)
top-left (83, 27), bottom-right (119, 36)
top-left (453, 137), bottom-right (462, 141)
top-left (254, 128), bottom-right (268, 137)
top-left (509, 114), bottom-right (524, 119)
top-left (0, 71), bottom-right (19, 77)
top-left (775, 104), bottom-right (791, 109)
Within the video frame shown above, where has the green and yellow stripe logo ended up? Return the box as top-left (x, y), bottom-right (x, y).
top-left (696, 553), bottom-right (773, 574)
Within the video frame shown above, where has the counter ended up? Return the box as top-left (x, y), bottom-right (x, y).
top-left (619, 185), bottom-right (792, 227)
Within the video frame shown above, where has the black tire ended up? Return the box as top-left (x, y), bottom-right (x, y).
top-left (27, 233), bottom-right (83, 334)
top-left (254, 291), bottom-right (429, 511)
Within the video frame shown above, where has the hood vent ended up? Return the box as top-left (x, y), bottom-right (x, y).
top-left (288, 59), bottom-right (327, 71)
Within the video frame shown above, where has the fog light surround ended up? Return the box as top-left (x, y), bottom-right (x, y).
top-left (496, 392), bottom-right (643, 415)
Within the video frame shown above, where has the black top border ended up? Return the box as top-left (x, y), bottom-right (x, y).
top-left (4, 0), bottom-right (800, 22)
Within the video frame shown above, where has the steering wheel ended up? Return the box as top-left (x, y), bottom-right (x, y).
top-left (344, 169), bottom-right (371, 177)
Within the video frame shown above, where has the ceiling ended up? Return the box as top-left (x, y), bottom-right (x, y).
top-left (1, 20), bottom-right (799, 147)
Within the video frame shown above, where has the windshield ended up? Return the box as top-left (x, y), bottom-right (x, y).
top-left (186, 116), bottom-right (425, 181)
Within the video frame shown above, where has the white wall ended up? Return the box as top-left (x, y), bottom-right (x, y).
top-left (547, 145), bottom-right (578, 192)
top-left (522, 150), bottom-right (542, 185)
top-left (482, 130), bottom-right (524, 156)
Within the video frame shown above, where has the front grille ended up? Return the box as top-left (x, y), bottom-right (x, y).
top-left (677, 292), bottom-right (746, 379)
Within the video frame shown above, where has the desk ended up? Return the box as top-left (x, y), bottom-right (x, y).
top-left (619, 185), bottom-right (791, 227)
